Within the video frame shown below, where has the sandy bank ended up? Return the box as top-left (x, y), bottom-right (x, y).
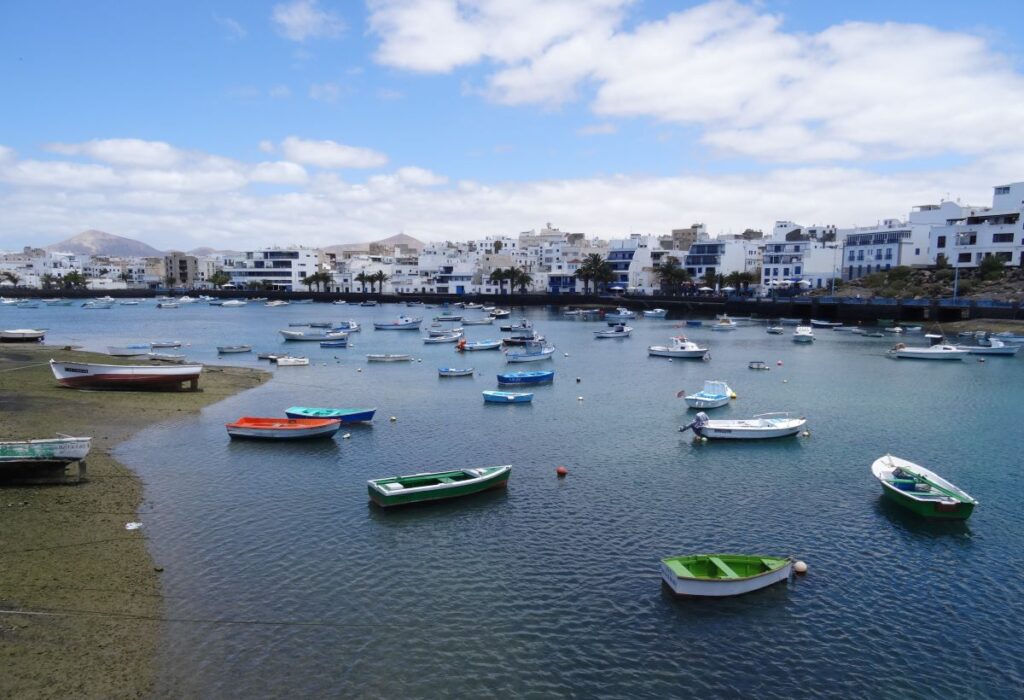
top-left (0, 346), bottom-right (266, 698)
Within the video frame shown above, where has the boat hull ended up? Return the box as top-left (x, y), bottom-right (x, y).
top-left (879, 483), bottom-right (976, 519)
top-left (483, 391), bottom-right (533, 403)
top-left (0, 437), bottom-right (92, 466)
top-left (438, 368), bottom-right (474, 377)
top-left (871, 455), bottom-right (976, 520)
top-left (368, 466), bottom-right (511, 507)
top-left (1, 329), bottom-right (45, 342)
top-left (226, 418), bottom-right (341, 440)
top-left (285, 407), bottom-right (376, 423)
top-left (497, 371), bottom-right (554, 385)
top-left (49, 360), bottom-right (202, 390)
top-left (660, 556), bottom-right (793, 597)
top-left (694, 418), bottom-right (806, 439)
top-left (685, 395), bottom-right (730, 409)
top-left (648, 347), bottom-right (706, 358)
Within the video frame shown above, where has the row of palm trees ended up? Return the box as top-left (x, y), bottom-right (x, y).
top-left (573, 253), bottom-right (615, 294)
top-left (354, 270), bottom-right (390, 294)
top-left (300, 271), bottom-right (334, 292)
top-left (487, 266), bottom-right (534, 294)
top-left (652, 256), bottom-right (756, 295)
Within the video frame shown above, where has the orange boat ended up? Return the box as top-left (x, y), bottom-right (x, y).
top-left (225, 417), bottom-right (342, 440)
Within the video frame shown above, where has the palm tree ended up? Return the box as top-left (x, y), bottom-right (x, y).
top-left (1, 271), bottom-right (20, 286)
top-left (40, 273), bottom-right (57, 290)
top-left (575, 253), bottom-right (608, 295)
top-left (301, 274), bottom-right (316, 292)
top-left (588, 257), bottom-right (615, 294)
top-left (315, 271), bottom-right (333, 292)
top-left (702, 269), bottom-right (717, 290)
top-left (355, 272), bottom-right (369, 294)
top-left (164, 274), bottom-right (178, 289)
top-left (488, 268), bottom-right (508, 295)
top-left (654, 256), bottom-right (685, 295)
top-left (574, 265), bottom-right (592, 294)
top-left (209, 270), bottom-right (232, 288)
top-left (510, 267), bottom-right (533, 294)
top-left (372, 270), bottom-right (390, 294)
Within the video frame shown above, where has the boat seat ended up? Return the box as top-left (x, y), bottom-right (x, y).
top-left (381, 483), bottom-right (403, 491)
top-left (709, 557), bottom-right (740, 579)
top-left (760, 558), bottom-right (780, 570)
top-left (667, 561), bottom-right (695, 578)
top-left (437, 477), bottom-right (455, 483)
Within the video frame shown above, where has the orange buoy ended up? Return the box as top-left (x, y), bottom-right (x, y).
top-left (556, 466), bottom-right (569, 477)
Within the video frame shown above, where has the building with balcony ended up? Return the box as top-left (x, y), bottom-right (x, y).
top-left (929, 182), bottom-right (1024, 269)
top-left (226, 248), bottom-right (325, 291)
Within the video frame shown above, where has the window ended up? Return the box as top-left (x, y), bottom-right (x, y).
top-left (915, 248), bottom-right (920, 255)
top-left (848, 251), bottom-right (855, 261)
top-left (794, 266), bottom-right (801, 274)
top-left (937, 236), bottom-right (946, 248)
top-left (995, 186), bottom-right (1010, 195)
top-left (993, 233), bottom-right (1014, 243)
top-left (783, 268), bottom-right (789, 276)
top-left (996, 252), bottom-right (1012, 262)
top-left (957, 252), bottom-right (972, 263)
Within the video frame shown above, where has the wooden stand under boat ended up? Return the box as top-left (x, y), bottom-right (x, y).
top-left (49, 359), bottom-right (202, 391)
top-left (368, 465), bottom-right (511, 507)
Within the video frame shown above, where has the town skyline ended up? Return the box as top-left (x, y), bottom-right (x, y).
top-left (2, 1), bottom-right (1024, 250)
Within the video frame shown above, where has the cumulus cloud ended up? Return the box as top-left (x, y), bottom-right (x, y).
top-left (251, 161), bottom-right (309, 185)
top-left (396, 166), bottom-right (448, 186)
top-left (309, 81), bottom-right (341, 103)
top-left (46, 138), bottom-right (184, 168)
top-left (272, 0), bottom-right (345, 42)
top-left (280, 136), bottom-right (388, 168)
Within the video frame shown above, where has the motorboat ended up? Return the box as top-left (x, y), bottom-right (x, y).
top-left (710, 316), bottom-right (737, 331)
top-left (490, 309), bottom-right (510, 318)
top-left (871, 455), bottom-right (976, 520)
top-left (221, 299), bottom-right (247, 307)
top-left (809, 319), bottom-right (841, 328)
top-left (0, 435), bottom-right (92, 468)
top-left (461, 317), bottom-right (494, 326)
top-left (605, 307), bottom-right (636, 322)
top-left (887, 343), bottom-right (967, 360)
top-left (792, 326), bottom-right (815, 343)
top-left (430, 326), bottom-right (463, 337)
top-left (146, 353), bottom-right (186, 363)
top-left (265, 300), bottom-right (289, 307)
top-left (49, 359), bottom-right (202, 390)
top-left (504, 340), bottom-right (555, 362)
top-left (156, 302), bottom-right (178, 309)
top-left (319, 339), bottom-right (348, 348)
top-left (661, 554), bottom-right (794, 597)
top-left (497, 370), bottom-right (554, 385)
top-left (680, 412), bottom-right (806, 440)
top-left (594, 324), bottom-right (632, 339)
top-left (648, 336), bottom-right (708, 359)
top-left (83, 301), bottom-right (113, 309)
top-left (642, 308), bottom-right (668, 318)
top-left (333, 321), bottom-right (361, 332)
top-left (374, 316), bottom-right (423, 330)
top-left (766, 325), bottom-right (784, 335)
top-left (956, 339), bottom-right (1019, 356)
top-left (150, 340), bottom-right (182, 348)
top-left (1, 328), bottom-right (45, 343)
top-left (683, 380), bottom-right (735, 409)
top-left (423, 333), bottom-right (463, 344)
top-left (748, 361), bottom-right (770, 370)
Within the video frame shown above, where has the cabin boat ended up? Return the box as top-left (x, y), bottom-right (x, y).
top-left (683, 380), bottom-right (735, 409)
top-left (265, 300), bottom-right (289, 307)
top-left (643, 308), bottom-right (668, 318)
top-left (225, 417), bottom-right (341, 440)
top-left (217, 345), bottom-right (252, 354)
top-left (221, 299), bottom-right (247, 307)
top-left (887, 343), bottom-right (967, 360)
top-left (956, 339), bottom-right (1019, 356)
top-left (871, 455), bottom-right (976, 520)
top-left (594, 324), bottom-right (632, 339)
top-left (680, 412), bottom-right (806, 439)
top-left (792, 326), bottom-right (815, 343)
top-left (0, 436), bottom-right (92, 469)
top-left (504, 340), bottom-right (555, 362)
top-left (1, 328), bottom-right (45, 343)
top-left (150, 340), bottom-right (182, 348)
top-left (424, 333), bottom-right (463, 344)
top-left (497, 370), bottom-right (554, 385)
top-left (648, 336), bottom-right (708, 359)
top-left (457, 339), bottom-right (503, 352)
top-left (366, 354), bottom-right (413, 362)
top-left (49, 359), bottom-right (202, 390)
top-left (766, 325), bottom-right (784, 335)
top-left (274, 356), bottom-right (309, 366)
top-left (285, 406), bottom-right (376, 423)
top-left (333, 321), bottom-right (361, 332)
top-left (107, 345), bottom-right (152, 357)
top-left (710, 316), bottom-right (737, 331)
top-left (605, 307), bottom-right (636, 322)
top-left (374, 316), bottom-right (423, 330)
top-left (490, 309), bottom-right (510, 318)
top-left (438, 367), bottom-right (474, 377)
top-left (748, 360), bottom-right (770, 370)
top-left (367, 465), bottom-right (511, 507)
top-left (482, 390), bottom-right (533, 403)
top-left (661, 554), bottom-right (793, 597)
top-left (279, 329), bottom-right (348, 341)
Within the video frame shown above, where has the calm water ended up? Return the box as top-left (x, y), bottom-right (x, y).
top-left (7, 301), bottom-right (1024, 698)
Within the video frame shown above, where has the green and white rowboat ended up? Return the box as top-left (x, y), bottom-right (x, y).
top-left (0, 436), bottom-right (92, 468)
top-left (368, 465), bottom-right (511, 507)
top-left (660, 554), bottom-right (793, 597)
top-left (871, 455), bottom-right (977, 520)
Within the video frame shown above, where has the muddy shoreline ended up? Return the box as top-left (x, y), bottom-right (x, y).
top-left (0, 346), bottom-right (266, 698)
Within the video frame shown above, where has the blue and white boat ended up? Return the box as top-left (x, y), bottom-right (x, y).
top-left (683, 380), bottom-right (735, 409)
top-left (605, 307), bottom-right (636, 322)
top-left (505, 340), bottom-right (556, 363)
top-left (319, 339), bottom-right (348, 348)
top-left (424, 332), bottom-right (463, 344)
top-left (685, 320), bottom-right (703, 327)
top-left (438, 367), bottom-right (474, 377)
top-left (373, 316), bottom-right (422, 330)
top-left (284, 406), bottom-right (376, 423)
top-left (643, 308), bottom-right (668, 318)
top-left (457, 339), bottom-right (503, 352)
top-left (497, 370), bottom-right (554, 385)
top-left (594, 324), bottom-right (632, 339)
top-left (482, 390), bottom-right (533, 404)
top-left (333, 321), bottom-right (361, 332)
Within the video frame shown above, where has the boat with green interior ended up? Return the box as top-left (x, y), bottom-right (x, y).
top-left (871, 455), bottom-right (976, 520)
top-left (368, 465), bottom-right (511, 507)
top-left (660, 554), bottom-right (793, 597)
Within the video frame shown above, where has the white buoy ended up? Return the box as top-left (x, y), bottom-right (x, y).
top-left (389, 416), bottom-right (397, 422)
top-left (794, 560), bottom-right (808, 574)
top-left (564, 352), bottom-right (570, 357)
top-left (700, 436), bottom-right (708, 443)
top-left (342, 433), bottom-right (351, 439)
top-left (577, 396), bottom-right (584, 401)
top-left (783, 379), bottom-right (788, 383)
top-left (802, 430), bottom-right (810, 437)
top-left (357, 368), bottom-right (362, 372)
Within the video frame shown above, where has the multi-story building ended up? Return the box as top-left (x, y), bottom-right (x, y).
top-left (226, 248), bottom-right (326, 291)
top-left (761, 240), bottom-right (842, 291)
top-left (929, 182), bottom-right (1024, 269)
top-left (163, 252), bottom-right (198, 287)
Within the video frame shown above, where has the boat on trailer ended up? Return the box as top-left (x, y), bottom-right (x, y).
top-left (284, 406), bottom-right (376, 423)
top-left (661, 554), bottom-right (794, 597)
top-left (367, 465), bottom-right (511, 507)
top-left (680, 412), bottom-right (806, 439)
top-left (0, 436), bottom-right (92, 469)
top-left (225, 417), bottom-right (341, 440)
top-left (49, 359), bottom-right (202, 390)
top-left (871, 455), bottom-right (977, 520)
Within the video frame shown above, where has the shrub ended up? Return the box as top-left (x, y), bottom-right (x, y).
top-left (888, 266), bottom-right (913, 280)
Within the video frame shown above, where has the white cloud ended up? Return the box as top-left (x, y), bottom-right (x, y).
top-left (259, 140), bottom-right (276, 154)
top-left (272, 0), bottom-right (345, 42)
top-left (269, 84), bottom-right (292, 99)
top-left (376, 88), bottom-right (403, 101)
top-left (46, 138), bottom-right (184, 168)
top-left (280, 136), bottom-right (388, 168)
top-left (396, 166), bottom-right (447, 186)
top-left (578, 123), bottom-right (617, 136)
top-left (213, 14), bottom-right (247, 39)
top-left (0, 145), bottom-right (14, 163)
top-left (251, 161), bottom-right (309, 185)
top-left (309, 81), bottom-right (341, 103)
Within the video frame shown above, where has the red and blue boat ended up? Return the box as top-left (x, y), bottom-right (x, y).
top-left (284, 406), bottom-right (376, 423)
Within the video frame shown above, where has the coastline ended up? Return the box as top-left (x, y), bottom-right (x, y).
top-left (0, 346), bottom-right (266, 698)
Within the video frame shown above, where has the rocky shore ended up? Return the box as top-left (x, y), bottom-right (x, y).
top-left (0, 346), bottom-right (265, 698)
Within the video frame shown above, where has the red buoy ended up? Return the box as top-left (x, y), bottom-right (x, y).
top-left (556, 466), bottom-right (569, 478)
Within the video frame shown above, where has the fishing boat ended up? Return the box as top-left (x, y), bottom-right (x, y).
top-left (1, 328), bottom-right (45, 343)
top-left (366, 354), bottom-right (413, 362)
top-left (319, 339), bottom-right (348, 348)
top-left (49, 359), bottom-right (202, 390)
top-left (792, 326), bottom-right (815, 343)
top-left (265, 300), bottom-right (289, 307)
top-left (429, 325), bottom-right (463, 337)
top-left (0, 435), bottom-right (92, 469)
top-left (360, 300), bottom-right (378, 307)
top-left (225, 417), bottom-right (341, 440)
top-left (871, 455), bottom-right (977, 520)
top-left (497, 370), bottom-right (554, 385)
top-left (107, 345), bottom-right (152, 357)
top-left (680, 412), bottom-right (806, 439)
top-left (457, 339), bottom-right (503, 352)
top-left (648, 336), bottom-right (708, 359)
top-left (221, 299), bottom-right (247, 307)
top-left (284, 406), bottom-right (376, 423)
top-left (887, 343), bottom-right (967, 360)
top-left (461, 317), bottom-right (494, 326)
top-left (605, 307), bottom-right (636, 322)
top-left (423, 333), bottom-right (462, 344)
top-left (156, 302), bottom-right (178, 309)
top-left (710, 316), bottom-right (737, 331)
top-left (279, 329), bottom-right (348, 341)
top-left (146, 352), bottom-right (186, 363)
top-left (504, 340), bottom-right (555, 362)
top-left (660, 554), bottom-right (794, 597)
top-left (83, 301), bottom-right (113, 309)
top-left (956, 339), bottom-right (1020, 356)
top-left (217, 345), bottom-right (252, 354)
top-left (748, 360), bottom-right (770, 370)
top-left (643, 308), bottom-right (668, 318)
top-left (490, 308), bottom-right (510, 318)
top-left (766, 325), bottom-right (784, 335)
top-left (594, 324), bottom-right (632, 339)
top-left (482, 390), bottom-right (533, 403)
top-left (150, 340), bottom-right (182, 348)
top-left (373, 316), bottom-right (422, 330)
top-left (367, 465), bottom-right (511, 507)
top-left (438, 367), bottom-right (474, 377)
top-left (810, 319), bottom-right (841, 328)
top-left (274, 356), bottom-right (309, 366)
top-left (333, 321), bottom-right (361, 332)
top-left (682, 380), bottom-right (736, 409)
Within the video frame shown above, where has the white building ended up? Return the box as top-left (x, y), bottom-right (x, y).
top-left (761, 239), bottom-right (842, 291)
top-left (226, 248), bottom-right (326, 291)
top-left (929, 182), bottom-right (1024, 269)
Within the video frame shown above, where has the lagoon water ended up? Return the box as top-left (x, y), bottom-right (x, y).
top-left (8, 301), bottom-right (1024, 697)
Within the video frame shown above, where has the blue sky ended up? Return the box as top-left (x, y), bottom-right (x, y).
top-left (1, 1), bottom-right (1023, 249)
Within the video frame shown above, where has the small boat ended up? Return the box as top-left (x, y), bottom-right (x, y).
top-left (0, 435), bottom-right (92, 468)
top-left (832, 326), bottom-right (858, 333)
top-left (643, 308), bottom-right (668, 318)
top-left (292, 299), bottom-right (314, 305)
top-left (887, 343), bottom-right (967, 360)
top-left (884, 326), bottom-right (904, 334)
top-left (423, 333), bottom-right (462, 344)
top-left (319, 339), bottom-right (348, 348)
top-left (250, 297), bottom-right (268, 302)
top-left (0, 298), bottom-right (19, 305)
top-left (710, 316), bottom-right (737, 331)
top-left (648, 336), bottom-right (708, 359)
top-left (44, 299), bottom-right (73, 306)
top-left (217, 345), bottom-right (252, 354)
top-left (766, 326), bottom-right (784, 335)
top-left (864, 332), bottom-right (885, 338)
top-left (308, 322), bottom-right (333, 328)
top-left (366, 354), bottom-right (413, 362)
top-left (367, 465), bottom-right (511, 507)
top-left (177, 296), bottom-right (197, 304)
top-left (810, 319), bottom-right (841, 328)
top-left (438, 367), bottom-right (474, 377)
top-left (497, 370), bottom-right (554, 385)
top-left (661, 554), bottom-right (794, 597)
top-left (680, 412), bottom-right (806, 439)
top-left (107, 344), bottom-right (152, 357)
top-left (457, 339), bottom-right (503, 352)
top-left (118, 300), bottom-right (140, 306)
top-left (871, 455), bottom-right (977, 520)
top-left (265, 300), bottom-right (289, 307)
top-left (429, 326), bottom-right (463, 337)
top-left (482, 390), bottom-right (533, 403)
top-left (16, 301), bottom-right (40, 309)
top-left (83, 302), bottom-right (113, 309)
top-left (594, 324), bottom-right (632, 339)
top-left (434, 314), bottom-right (463, 322)
top-left (49, 359), bottom-right (202, 390)
top-left (257, 352), bottom-right (282, 360)
top-left (149, 340), bottom-right (182, 349)
top-left (333, 321), bottom-right (361, 332)
top-left (360, 300), bottom-right (378, 307)
top-left (221, 299), bottom-right (247, 307)
top-left (748, 361), bottom-right (770, 370)
top-left (504, 340), bottom-right (555, 362)
top-left (406, 300), bottom-right (424, 306)
top-left (461, 317), bottom-right (494, 326)
top-left (792, 326), bottom-right (815, 343)
top-left (156, 302), bottom-right (178, 309)
top-left (605, 307), bottom-right (636, 322)
top-left (285, 406), bottom-right (376, 423)
top-left (279, 329), bottom-right (348, 341)
top-left (501, 332), bottom-right (545, 346)
top-left (490, 308), bottom-right (510, 318)
top-left (683, 380), bottom-right (736, 409)
top-left (956, 339), bottom-right (1019, 356)
top-left (274, 356), bottom-right (309, 366)
top-left (225, 416), bottom-right (341, 440)
top-left (146, 352), bottom-right (186, 363)
top-left (332, 300), bottom-right (348, 305)
top-left (1, 328), bottom-right (45, 343)
top-left (374, 316), bottom-right (422, 330)
top-left (779, 318), bottom-right (802, 326)
top-left (685, 320), bottom-right (703, 327)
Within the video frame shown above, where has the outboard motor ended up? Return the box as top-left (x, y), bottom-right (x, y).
top-left (679, 412), bottom-right (710, 435)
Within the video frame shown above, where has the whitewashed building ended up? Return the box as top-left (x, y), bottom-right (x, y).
top-left (226, 247), bottom-right (326, 291)
top-left (928, 182), bottom-right (1024, 269)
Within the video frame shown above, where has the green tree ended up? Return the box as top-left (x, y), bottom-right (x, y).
top-left (935, 253), bottom-right (949, 270)
top-left (372, 270), bottom-right (390, 294)
top-left (62, 271), bottom-right (88, 289)
top-left (979, 254), bottom-right (1006, 281)
top-left (592, 259), bottom-right (615, 293)
top-left (510, 267), bottom-right (533, 293)
top-left (654, 256), bottom-right (686, 295)
top-left (301, 274), bottom-right (317, 292)
top-left (488, 268), bottom-right (509, 295)
top-left (315, 271), bottom-right (333, 291)
top-left (40, 273), bottom-right (57, 290)
top-left (0, 271), bottom-right (20, 286)
top-left (209, 270), bottom-right (232, 288)
top-left (118, 270), bottom-right (132, 287)
top-left (493, 240), bottom-right (503, 253)
top-left (164, 274), bottom-right (178, 289)
top-left (354, 272), bottom-right (368, 294)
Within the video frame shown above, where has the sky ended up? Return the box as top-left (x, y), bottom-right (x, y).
top-left (2, 0), bottom-right (1023, 250)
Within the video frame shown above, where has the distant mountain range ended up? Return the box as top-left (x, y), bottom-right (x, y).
top-left (42, 230), bottom-right (425, 258)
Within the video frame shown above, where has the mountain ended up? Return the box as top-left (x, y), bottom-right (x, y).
top-left (45, 230), bottom-right (163, 257)
top-left (188, 246), bottom-right (242, 257)
top-left (324, 233), bottom-right (425, 255)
